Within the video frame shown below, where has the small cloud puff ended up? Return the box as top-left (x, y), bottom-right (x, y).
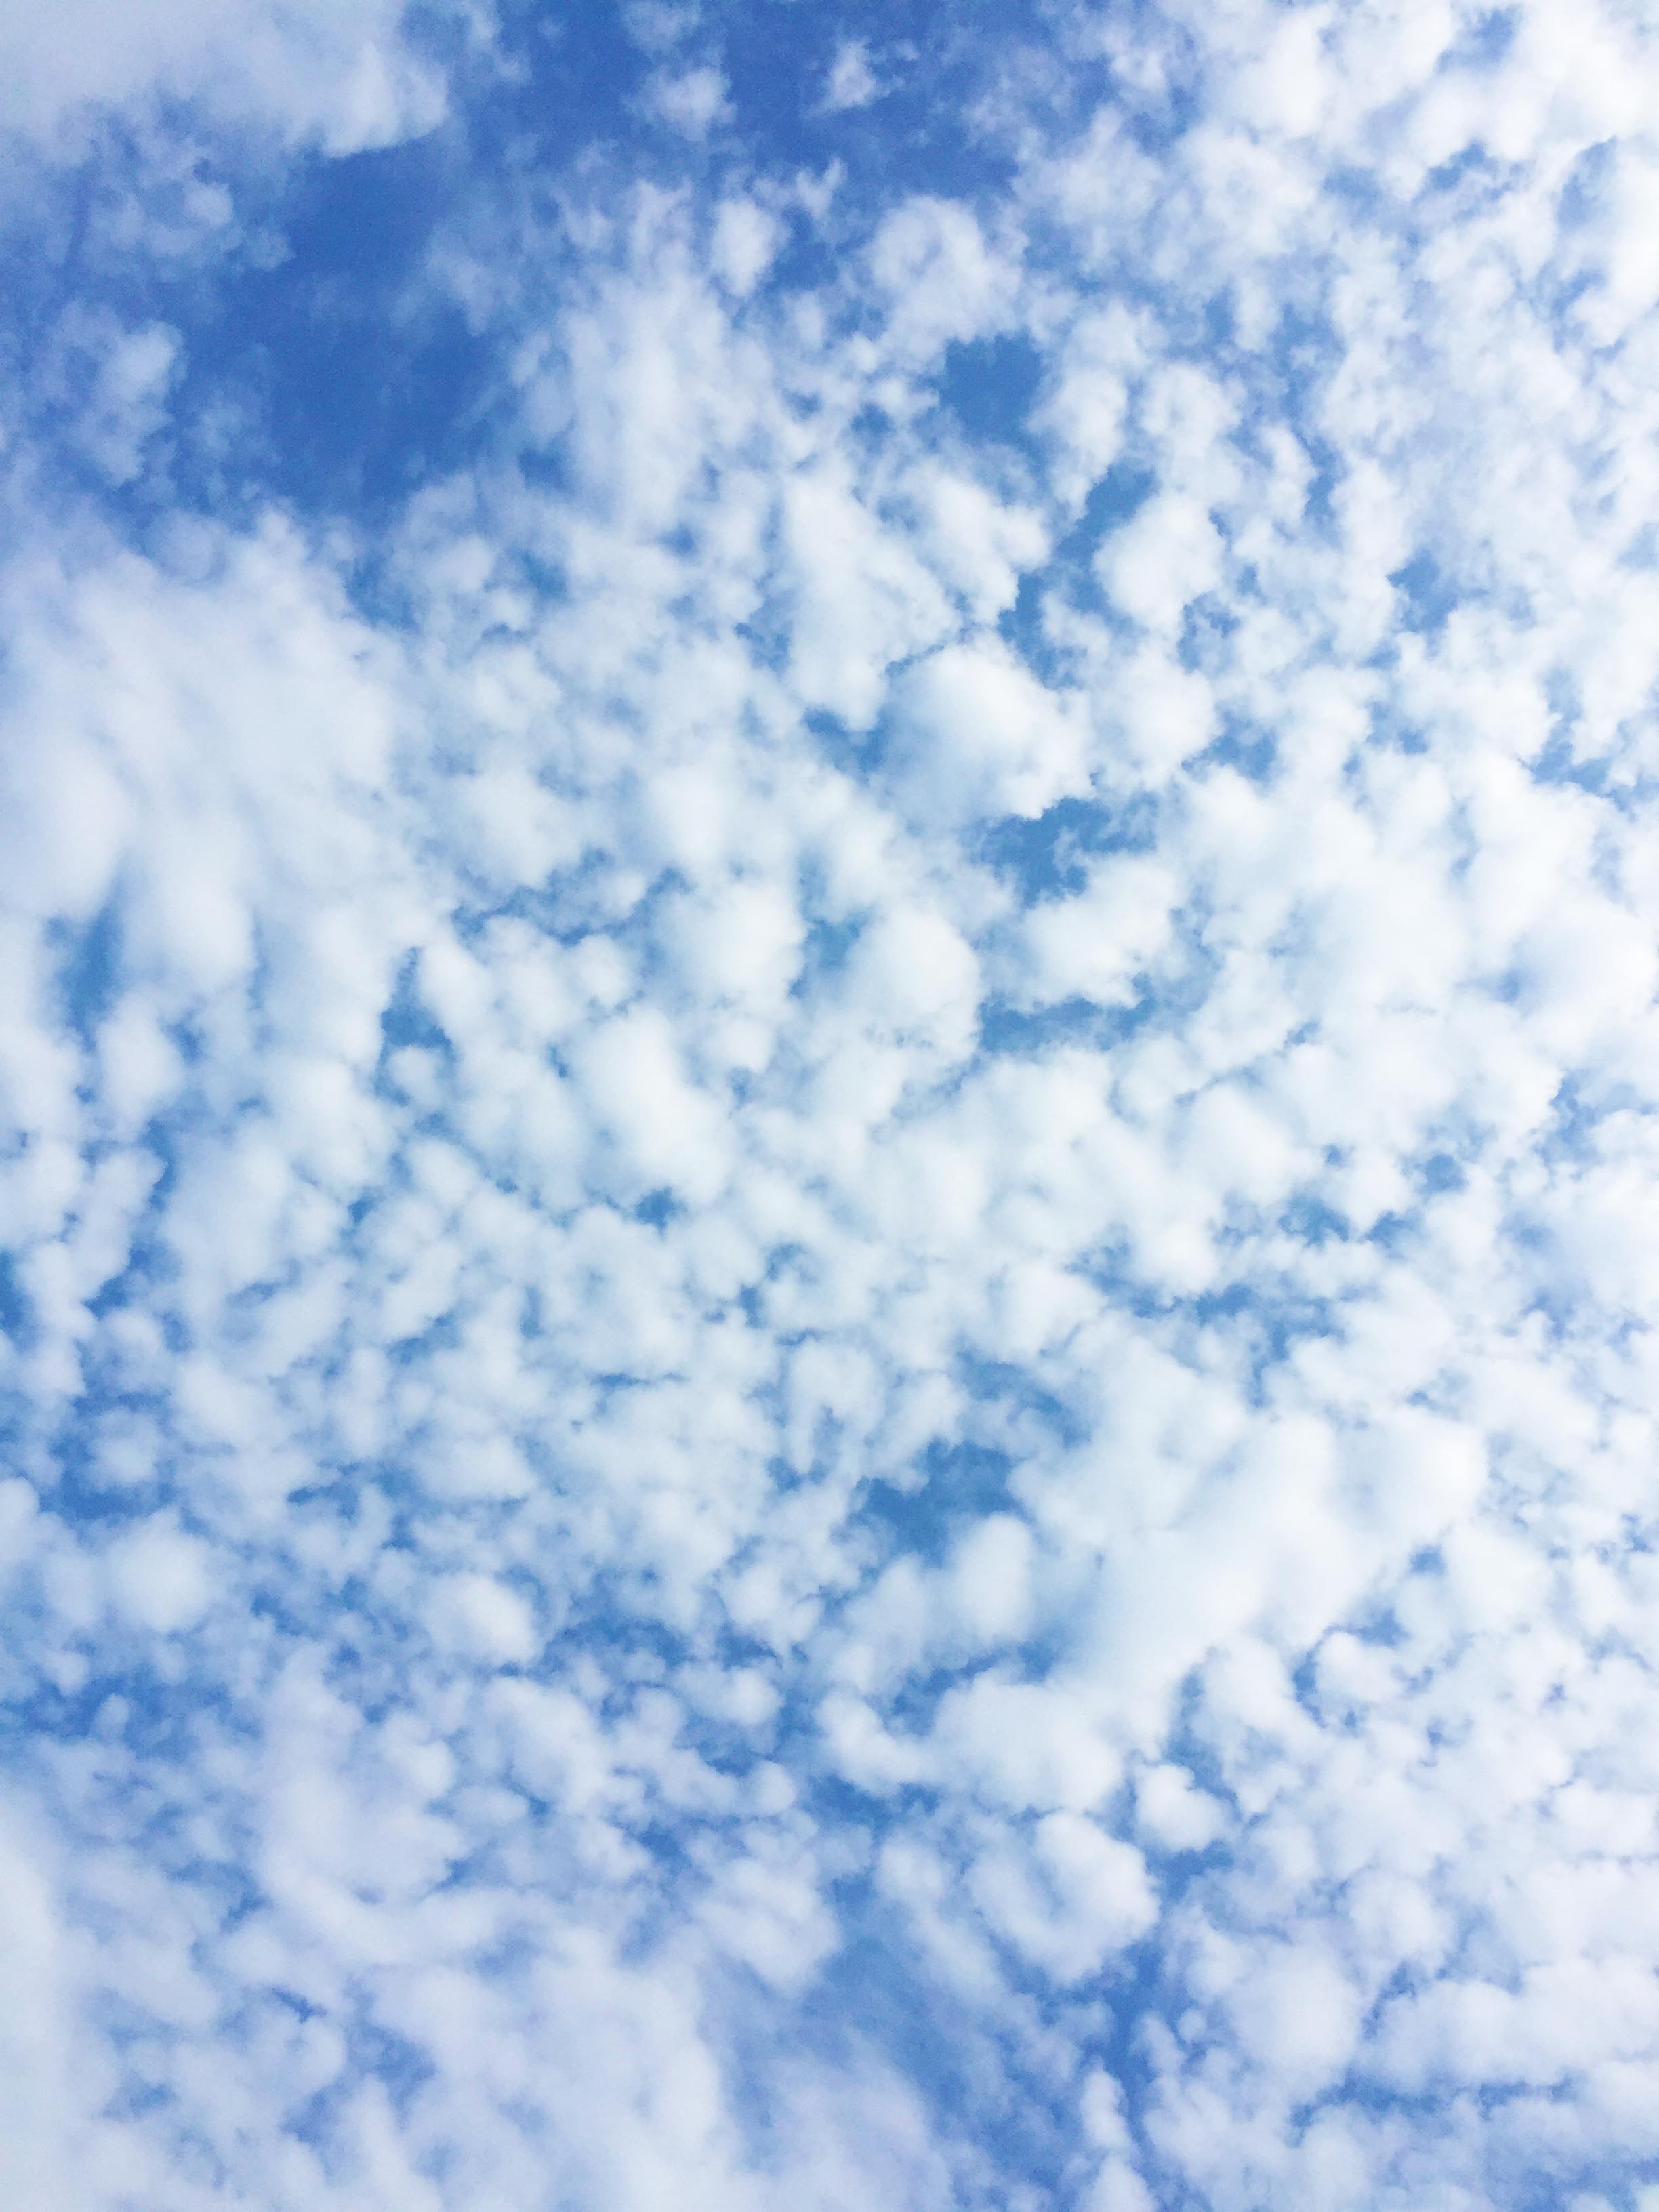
top-left (621, 0), bottom-right (699, 54)
top-left (642, 62), bottom-right (731, 139)
top-left (822, 37), bottom-right (881, 113)
top-left (106, 1517), bottom-right (214, 1634)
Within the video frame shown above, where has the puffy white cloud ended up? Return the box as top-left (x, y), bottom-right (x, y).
top-left (569, 1004), bottom-right (733, 1204)
top-left (642, 64), bottom-right (731, 141)
top-left (710, 197), bottom-right (781, 298)
top-left (822, 39), bottom-right (880, 115)
top-left (429, 1572), bottom-right (539, 1666)
top-left (1098, 490), bottom-right (1225, 634)
top-left (867, 199), bottom-right (1019, 365)
top-left (105, 1516), bottom-right (216, 1634)
top-left (890, 640), bottom-right (1090, 826)
top-left (968, 1810), bottom-right (1155, 1980)
top-left (0, 0), bottom-right (452, 154)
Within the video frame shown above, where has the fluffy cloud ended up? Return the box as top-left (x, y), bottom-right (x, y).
top-left (0, 0), bottom-right (452, 153)
top-left (2, 2), bottom-right (1659, 2209)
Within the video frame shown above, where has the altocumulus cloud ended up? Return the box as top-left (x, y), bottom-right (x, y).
top-left (2, 2), bottom-right (1659, 2208)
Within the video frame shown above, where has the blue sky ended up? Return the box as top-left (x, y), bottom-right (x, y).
top-left (3, 4), bottom-right (1659, 2209)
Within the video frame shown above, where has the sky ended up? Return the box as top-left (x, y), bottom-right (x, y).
top-left (1, 3), bottom-right (1658, 2208)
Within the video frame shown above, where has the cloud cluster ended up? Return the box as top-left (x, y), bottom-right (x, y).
top-left (0, 0), bottom-right (455, 155)
top-left (3, 1), bottom-right (1659, 2208)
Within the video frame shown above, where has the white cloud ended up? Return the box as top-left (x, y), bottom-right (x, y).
top-left (0, 0), bottom-right (451, 154)
top-left (643, 64), bottom-right (731, 140)
top-left (1135, 1763), bottom-right (1226, 1853)
top-left (621, 0), bottom-right (699, 56)
top-left (106, 1517), bottom-right (214, 1633)
top-left (867, 198), bottom-right (1019, 365)
top-left (5, 2), bottom-right (1659, 2205)
top-left (1097, 490), bottom-right (1225, 633)
top-left (710, 197), bottom-right (781, 298)
top-left (569, 1004), bottom-right (733, 1204)
top-left (40, 312), bottom-right (182, 485)
top-left (890, 639), bottom-right (1090, 826)
top-left (0, 1808), bottom-right (87, 2212)
top-left (430, 1572), bottom-right (539, 1664)
top-left (822, 39), bottom-right (880, 114)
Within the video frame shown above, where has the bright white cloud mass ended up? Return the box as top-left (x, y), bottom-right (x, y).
top-left (3, 2), bottom-right (1659, 2207)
